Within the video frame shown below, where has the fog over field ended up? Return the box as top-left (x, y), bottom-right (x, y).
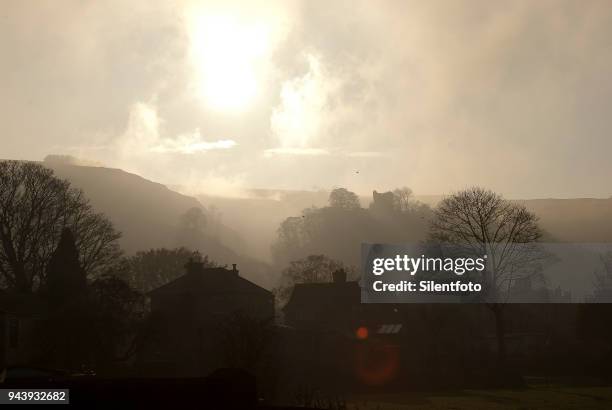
top-left (41, 159), bottom-right (612, 284)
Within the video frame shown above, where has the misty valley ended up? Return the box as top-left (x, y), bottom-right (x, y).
top-left (3, 2), bottom-right (612, 406)
top-left (0, 157), bottom-right (611, 408)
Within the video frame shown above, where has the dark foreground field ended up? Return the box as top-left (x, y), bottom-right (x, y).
top-left (348, 385), bottom-right (612, 410)
top-left (4, 368), bottom-right (612, 408)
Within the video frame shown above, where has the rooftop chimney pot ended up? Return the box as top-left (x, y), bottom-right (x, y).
top-left (332, 269), bottom-right (347, 283)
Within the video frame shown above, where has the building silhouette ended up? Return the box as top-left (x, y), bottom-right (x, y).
top-left (283, 269), bottom-right (360, 332)
top-left (142, 259), bottom-right (274, 376)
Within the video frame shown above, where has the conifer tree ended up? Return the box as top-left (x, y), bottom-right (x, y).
top-left (46, 228), bottom-right (87, 306)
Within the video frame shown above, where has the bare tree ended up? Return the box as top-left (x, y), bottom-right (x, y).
top-left (272, 216), bottom-right (306, 263)
top-left (392, 186), bottom-right (430, 214)
top-left (0, 161), bottom-right (121, 292)
top-left (429, 187), bottom-right (548, 365)
top-left (120, 248), bottom-right (217, 293)
top-left (392, 187), bottom-right (414, 212)
top-left (275, 254), bottom-right (355, 305)
top-left (588, 252), bottom-right (612, 302)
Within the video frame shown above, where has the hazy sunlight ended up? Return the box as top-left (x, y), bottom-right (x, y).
top-left (188, 12), bottom-right (271, 112)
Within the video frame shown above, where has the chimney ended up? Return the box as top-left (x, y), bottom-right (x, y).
top-left (185, 258), bottom-right (204, 275)
top-left (332, 269), bottom-right (347, 283)
top-left (232, 263), bottom-right (239, 275)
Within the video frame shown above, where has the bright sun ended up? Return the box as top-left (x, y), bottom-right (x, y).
top-left (188, 13), bottom-right (271, 112)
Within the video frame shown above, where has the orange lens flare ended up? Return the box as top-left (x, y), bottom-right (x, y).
top-left (356, 326), bottom-right (369, 340)
top-left (354, 341), bottom-right (400, 386)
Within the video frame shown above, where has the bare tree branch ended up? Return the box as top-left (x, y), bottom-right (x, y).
top-left (0, 161), bottom-right (122, 292)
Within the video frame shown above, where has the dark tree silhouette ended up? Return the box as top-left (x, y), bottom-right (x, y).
top-left (429, 187), bottom-right (547, 366)
top-left (588, 252), bottom-right (612, 302)
top-left (0, 161), bottom-right (121, 292)
top-left (328, 187), bottom-right (361, 210)
top-left (275, 254), bottom-right (355, 304)
top-left (578, 255), bottom-right (612, 360)
top-left (272, 216), bottom-right (309, 264)
top-left (175, 207), bottom-right (208, 249)
top-left (35, 228), bottom-right (89, 370)
top-left (272, 188), bottom-right (430, 267)
top-left (46, 228), bottom-right (87, 306)
top-left (120, 248), bottom-right (217, 293)
top-left (37, 272), bottom-right (144, 372)
top-left (87, 274), bottom-right (145, 367)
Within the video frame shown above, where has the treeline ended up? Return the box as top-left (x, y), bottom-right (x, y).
top-left (272, 186), bottom-right (612, 379)
top-left (272, 187), bottom-right (432, 268)
top-left (0, 161), bottom-right (223, 372)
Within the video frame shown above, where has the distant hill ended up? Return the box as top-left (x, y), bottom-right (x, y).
top-left (38, 160), bottom-right (611, 288)
top-left (519, 198), bottom-right (612, 243)
top-left (42, 161), bottom-right (274, 288)
top-left (48, 162), bottom-right (202, 253)
top-left (196, 191), bottom-right (612, 264)
top-left (413, 193), bottom-right (612, 242)
top-left (418, 195), bottom-right (612, 242)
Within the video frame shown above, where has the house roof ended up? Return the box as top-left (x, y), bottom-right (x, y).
top-left (283, 281), bottom-right (361, 314)
top-left (148, 266), bottom-right (271, 298)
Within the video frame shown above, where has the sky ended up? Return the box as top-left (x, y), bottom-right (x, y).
top-left (1, 0), bottom-right (612, 199)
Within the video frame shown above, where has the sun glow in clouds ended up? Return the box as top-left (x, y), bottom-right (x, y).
top-left (117, 102), bottom-right (237, 154)
top-left (187, 11), bottom-right (272, 112)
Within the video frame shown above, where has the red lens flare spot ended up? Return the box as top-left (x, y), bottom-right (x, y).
top-left (356, 326), bottom-right (369, 340)
top-left (354, 342), bottom-right (400, 386)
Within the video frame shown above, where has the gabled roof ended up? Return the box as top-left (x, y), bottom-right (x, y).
top-left (148, 266), bottom-right (271, 298)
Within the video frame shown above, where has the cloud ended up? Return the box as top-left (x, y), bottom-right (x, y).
top-left (346, 151), bottom-right (387, 158)
top-left (3, 1), bottom-right (612, 197)
top-left (150, 132), bottom-right (236, 154)
top-left (264, 147), bottom-right (330, 156)
top-left (116, 102), bottom-right (236, 155)
top-left (116, 102), bottom-right (161, 158)
top-left (270, 53), bottom-right (337, 149)
top-left (263, 147), bottom-right (387, 159)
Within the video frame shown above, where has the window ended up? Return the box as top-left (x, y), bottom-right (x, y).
top-left (377, 324), bottom-right (402, 335)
